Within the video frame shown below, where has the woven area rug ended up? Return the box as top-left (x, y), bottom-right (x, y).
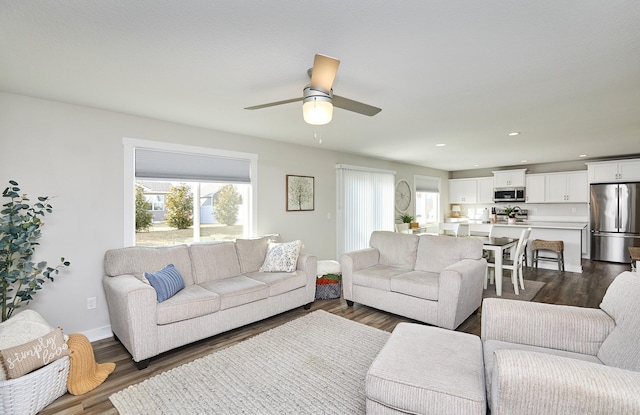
top-left (110, 310), bottom-right (390, 414)
top-left (483, 277), bottom-right (545, 301)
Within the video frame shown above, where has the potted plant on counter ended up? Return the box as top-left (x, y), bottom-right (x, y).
top-left (503, 206), bottom-right (518, 224)
top-left (397, 214), bottom-right (414, 232)
top-left (1, 180), bottom-right (70, 321)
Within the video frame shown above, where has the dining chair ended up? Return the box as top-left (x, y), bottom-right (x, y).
top-left (486, 227), bottom-right (532, 295)
top-left (467, 223), bottom-right (493, 237)
top-left (439, 222), bottom-right (460, 237)
top-left (469, 223), bottom-right (494, 261)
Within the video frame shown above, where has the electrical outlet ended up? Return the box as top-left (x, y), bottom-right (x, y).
top-left (571, 207), bottom-right (577, 213)
top-left (86, 297), bottom-right (96, 310)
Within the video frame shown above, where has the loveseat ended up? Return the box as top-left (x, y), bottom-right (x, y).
top-left (103, 236), bottom-right (317, 369)
top-left (341, 231), bottom-right (486, 330)
top-left (482, 271), bottom-right (640, 414)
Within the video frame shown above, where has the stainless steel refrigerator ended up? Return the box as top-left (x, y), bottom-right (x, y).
top-left (590, 182), bottom-right (640, 263)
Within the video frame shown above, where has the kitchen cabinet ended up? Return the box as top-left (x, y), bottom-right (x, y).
top-left (477, 177), bottom-right (494, 203)
top-left (493, 169), bottom-right (526, 188)
top-left (449, 177), bottom-right (494, 204)
top-left (587, 159), bottom-right (640, 183)
top-left (449, 179), bottom-right (477, 204)
top-left (545, 171), bottom-right (588, 203)
top-left (525, 174), bottom-right (546, 203)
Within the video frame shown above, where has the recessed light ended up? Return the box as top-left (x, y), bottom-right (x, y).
top-left (521, 160), bottom-right (528, 163)
top-left (435, 143), bottom-right (446, 147)
top-left (508, 132), bottom-right (520, 136)
top-left (473, 164), bottom-right (479, 167)
top-left (579, 154), bottom-right (588, 158)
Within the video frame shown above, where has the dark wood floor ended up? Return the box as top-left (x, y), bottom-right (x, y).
top-left (41, 259), bottom-right (631, 415)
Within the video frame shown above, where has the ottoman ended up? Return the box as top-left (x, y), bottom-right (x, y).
top-left (365, 323), bottom-right (486, 415)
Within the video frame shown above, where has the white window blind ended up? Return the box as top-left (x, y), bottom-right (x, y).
top-left (336, 165), bottom-right (395, 257)
top-left (135, 148), bottom-right (251, 183)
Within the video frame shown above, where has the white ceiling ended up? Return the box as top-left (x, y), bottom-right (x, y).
top-left (2, 1), bottom-right (639, 171)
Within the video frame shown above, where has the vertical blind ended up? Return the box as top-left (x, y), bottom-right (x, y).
top-left (336, 165), bottom-right (395, 257)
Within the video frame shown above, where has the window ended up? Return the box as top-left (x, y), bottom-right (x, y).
top-left (123, 138), bottom-right (258, 247)
top-left (336, 164), bottom-right (395, 257)
top-left (144, 194), bottom-right (165, 211)
top-left (414, 175), bottom-right (441, 225)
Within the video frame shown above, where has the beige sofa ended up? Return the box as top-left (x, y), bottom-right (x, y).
top-left (103, 236), bottom-right (317, 369)
top-left (482, 271), bottom-right (640, 414)
top-left (341, 231), bottom-right (486, 330)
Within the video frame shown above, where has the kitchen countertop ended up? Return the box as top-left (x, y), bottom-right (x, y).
top-left (460, 220), bottom-right (587, 230)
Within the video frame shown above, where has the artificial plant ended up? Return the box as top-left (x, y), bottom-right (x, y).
top-left (0, 180), bottom-right (70, 321)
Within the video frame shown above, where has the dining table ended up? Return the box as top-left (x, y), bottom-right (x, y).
top-left (477, 236), bottom-right (519, 296)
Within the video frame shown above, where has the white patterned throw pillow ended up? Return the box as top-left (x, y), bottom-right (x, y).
top-left (259, 240), bottom-right (302, 272)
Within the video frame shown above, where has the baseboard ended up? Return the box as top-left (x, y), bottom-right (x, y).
top-left (83, 325), bottom-right (113, 342)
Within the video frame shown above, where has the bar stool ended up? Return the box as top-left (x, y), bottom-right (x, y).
top-left (532, 239), bottom-right (564, 271)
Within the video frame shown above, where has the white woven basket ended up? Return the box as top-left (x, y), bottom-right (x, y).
top-left (0, 355), bottom-right (69, 415)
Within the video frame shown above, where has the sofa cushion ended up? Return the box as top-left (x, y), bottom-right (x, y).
top-left (247, 271), bottom-right (307, 296)
top-left (104, 244), bottom-right (195, 285)
top-left (390, 271), bottom-right (440, 301)
top-left (144, 264), bottom-right (185, 302)
top-left (415, 234), bottom-right (483, 273)
top-left (190, 242), bottom-right (242, 283)
top-left (156, 285), bottom-right (221, 325)
top-left (353, 265), bottom-right (409, 291)
top-left (259, 240), bottom-right (302, 272)
top-left (597, 272), bottom-right (640, 371)
top-left (484, 339), bottom-right (603, 408)
top-left (200, 276), bottom-right (269, 310)
top-left (370, 231), bottom-right (419, 269)
top-left (235, 236), bottom-right (271, 274)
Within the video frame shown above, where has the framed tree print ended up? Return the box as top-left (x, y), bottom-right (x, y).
top-left (286, 175), bottom-right (315, 211)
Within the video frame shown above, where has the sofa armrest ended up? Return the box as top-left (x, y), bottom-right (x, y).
top-left (437, 258), bottom-right (487, 329)
top-left (102, 274), bottom-right (158, 362)
top-left (491, 350), bottom-right (640, 415)
top-left (481, 298), bottom-right (614, 355)
top-left (341, 248), bottom-right (380, 300)
top-left (297, 253), bottom-right (318, 302)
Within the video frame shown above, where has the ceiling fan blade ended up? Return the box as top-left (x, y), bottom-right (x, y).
top-left (244, 97), bottom-right (303, 110)
top-left (333, 95), bottom-right (382, 116)
top-left (310, 54), bottom-right (340, 93)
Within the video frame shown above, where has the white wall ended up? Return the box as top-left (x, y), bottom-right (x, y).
top-left (0, 92), bottom-right (447, 339)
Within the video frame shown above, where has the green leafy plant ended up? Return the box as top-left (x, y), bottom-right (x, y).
top-left (135, 184), bottom-right (153, 232)
top-left (213, 184), bottom-right (243, 226)
top-left (398, 214), bottom-right (415, 223)
top-left (0, 180), bottom-right (70, 321)
top-left (503, 206), bottom-right (520, 218)
top-left (165, 184), bottom-right (193, 230)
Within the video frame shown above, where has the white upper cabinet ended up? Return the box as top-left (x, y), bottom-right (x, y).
top-left (477, 177), bottom-right (495, 204)
top-left (493, 169), bottom-right (526, 188)
top-left (587, 159), bottom-right (640, 183)
top-left (545, 171), bottom-right (588, 203)
top-left (525, 174), bottom-right (546, 203)
top-left (449, 179), bottom-right (477, 204)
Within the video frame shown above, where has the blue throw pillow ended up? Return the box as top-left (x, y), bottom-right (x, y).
top-left (144, 264), bottom-right (185, 302)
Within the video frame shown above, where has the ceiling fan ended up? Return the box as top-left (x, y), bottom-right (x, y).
top-left (244, 54), bottom-right (381, 125)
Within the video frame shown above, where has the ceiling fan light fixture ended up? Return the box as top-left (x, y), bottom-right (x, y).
top-left (303, 87), bottom-right (333, 125)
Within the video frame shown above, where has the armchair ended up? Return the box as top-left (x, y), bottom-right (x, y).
top-left (481, 271), bottom-right (640, 414)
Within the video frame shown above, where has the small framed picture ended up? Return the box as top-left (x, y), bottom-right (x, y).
top-left (286, 175), bottom-right (315, 211)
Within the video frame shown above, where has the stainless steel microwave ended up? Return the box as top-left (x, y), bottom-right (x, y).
top-left (494, 187), bottom-right (525, 202)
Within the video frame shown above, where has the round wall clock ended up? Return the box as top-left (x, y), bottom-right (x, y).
top-left (395, 180), bottom-right (412, 213)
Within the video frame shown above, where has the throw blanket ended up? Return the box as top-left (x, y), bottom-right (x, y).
top-left (67, 333), bottom-right (115, 395)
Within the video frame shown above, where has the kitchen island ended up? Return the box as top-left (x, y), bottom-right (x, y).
top-left (458, 221), bottom-right (588, 273)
